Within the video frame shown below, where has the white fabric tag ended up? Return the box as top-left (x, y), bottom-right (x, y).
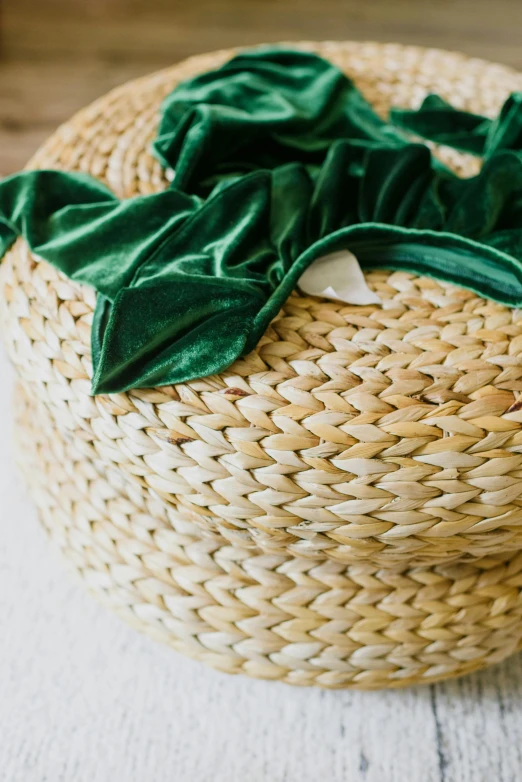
top-left (298, 249), bottom-right (381, 305)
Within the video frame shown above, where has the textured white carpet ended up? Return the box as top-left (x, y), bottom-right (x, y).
top-left (2, 350), bottom-right (522, 782)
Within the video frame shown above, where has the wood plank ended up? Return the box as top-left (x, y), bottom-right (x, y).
top-left (430, 659), bottom-right (522, 782)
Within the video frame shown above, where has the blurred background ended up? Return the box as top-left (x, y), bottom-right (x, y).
top-left (2, 0), bottom-right (522, 176)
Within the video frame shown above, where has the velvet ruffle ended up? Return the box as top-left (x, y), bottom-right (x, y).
top-left (1, 47), bottom-right (522, 393)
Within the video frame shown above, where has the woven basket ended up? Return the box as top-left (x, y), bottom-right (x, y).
top-left (2, 41), bottom-right (522, 689)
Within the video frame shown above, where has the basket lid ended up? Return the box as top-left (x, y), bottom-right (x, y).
top-left (3, 42), bottom-right (522, 569)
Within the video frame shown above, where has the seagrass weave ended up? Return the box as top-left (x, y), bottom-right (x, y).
top-left (2, 41), bottom-right (522, 688)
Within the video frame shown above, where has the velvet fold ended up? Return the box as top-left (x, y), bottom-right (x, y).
top-left (1, 47), bottom-right (522, 394)
top-left (391, 92), bottom-right (522, 157)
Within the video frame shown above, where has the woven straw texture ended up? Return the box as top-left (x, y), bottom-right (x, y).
top-left (2, 41), bottom-right (522, 688)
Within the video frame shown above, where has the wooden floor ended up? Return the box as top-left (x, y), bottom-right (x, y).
top-left (2, 0), bottom-right (522, 174)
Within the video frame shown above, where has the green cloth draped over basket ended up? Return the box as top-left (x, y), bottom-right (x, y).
top-left (1, 48), bottom-right (522, 394)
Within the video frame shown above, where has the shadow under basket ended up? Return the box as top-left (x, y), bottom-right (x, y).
top-left (2, 41), bottom-right (522, 689)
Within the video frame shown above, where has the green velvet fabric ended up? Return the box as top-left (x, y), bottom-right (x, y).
top-left (153, 48), bottom-right (406, 195)
top-left (1, 47), bottom-right (522, 394)
top-left (391, 92), bottom-right (522, 157)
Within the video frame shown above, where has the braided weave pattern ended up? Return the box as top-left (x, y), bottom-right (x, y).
top-left (2, 42), bottom-right (522, 686)
top-left (14, 385), bottom-right (522, 688)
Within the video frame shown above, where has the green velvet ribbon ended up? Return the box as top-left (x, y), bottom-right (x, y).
top-left (391, 92), bottom-right (522, 157)
top-left (1, 47), bottom-right (522, 394)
